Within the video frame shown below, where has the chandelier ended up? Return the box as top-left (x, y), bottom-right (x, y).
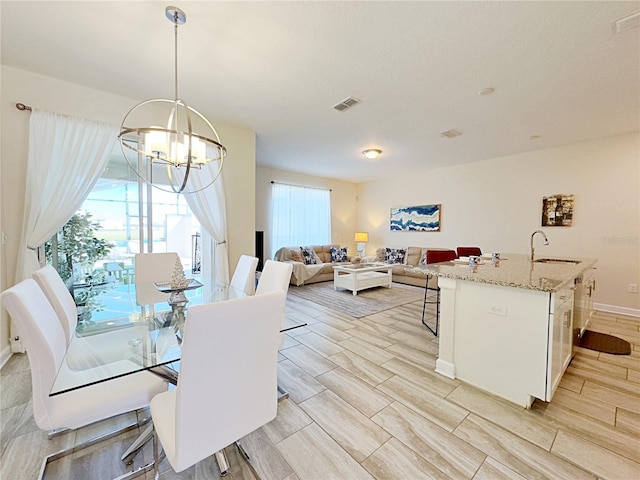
top-left (118, 6), bottom-right (226, 194)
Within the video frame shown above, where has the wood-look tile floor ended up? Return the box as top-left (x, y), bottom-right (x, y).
top-left (2, 290), bottom-right (639, 479)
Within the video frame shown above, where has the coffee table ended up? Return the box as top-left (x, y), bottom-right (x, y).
top-left (333, 263), bottom-right (393, 295)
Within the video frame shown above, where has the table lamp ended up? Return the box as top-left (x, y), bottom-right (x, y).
top-left (354, 232), bottom-right (369, 258)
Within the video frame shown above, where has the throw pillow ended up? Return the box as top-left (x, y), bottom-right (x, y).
top-left (290, 248), bottom-right (304, 263)
top-left (385, 247), bottom-right (406, 264)
top-left (301, 246), bottom-right (319, 265)
top-left (330, 246), bottom-right (348, 262)
top-left (418, 252), bottom-right (427, 266)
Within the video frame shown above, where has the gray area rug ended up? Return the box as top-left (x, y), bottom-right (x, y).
top-left (289, 281), bottom-right (425, 318)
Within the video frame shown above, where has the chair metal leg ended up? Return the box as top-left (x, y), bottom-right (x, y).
top-left (277, 384), bottom-right (289, 401)
top-left (236, 441), bottom-right (261, 480)
top-left (121, 423), bottom-right (153, 465)
top-left (38, 415), bottom-right (150, 480)
top-left (215, 449), bottom-right (230, 476)
top-left (153, 427), bottom-right (160, 480)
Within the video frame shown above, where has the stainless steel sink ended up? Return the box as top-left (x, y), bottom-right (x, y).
top-left (533, 258), bottom-right (581, 265)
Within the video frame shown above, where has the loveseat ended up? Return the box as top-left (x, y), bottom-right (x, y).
top-left (274, 245), bottom-right (351, 286)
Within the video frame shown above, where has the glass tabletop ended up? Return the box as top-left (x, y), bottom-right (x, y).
top-left (50, 282), bottom-right (304, 396)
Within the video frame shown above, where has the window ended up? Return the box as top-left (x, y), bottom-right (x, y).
top-left (46, 144), bottom-right (203, 323)
top-left (271, 183), bottom-right (331, 256)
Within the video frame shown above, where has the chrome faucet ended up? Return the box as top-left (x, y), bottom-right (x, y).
top-left (530, 230), bottom-right (549, 262)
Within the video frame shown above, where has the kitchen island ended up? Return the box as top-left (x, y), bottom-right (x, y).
top-left (407, 254), bottom-right (597, 408)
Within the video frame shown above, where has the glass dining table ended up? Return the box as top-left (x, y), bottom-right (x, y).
top-left (48, 280), bottom-right (304, 479)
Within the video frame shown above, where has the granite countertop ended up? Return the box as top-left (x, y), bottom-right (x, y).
top-left (405, 253), bottom-right (597, 292)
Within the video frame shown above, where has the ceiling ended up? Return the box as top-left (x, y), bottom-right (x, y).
top-left (2, 1), bottom-right (639, 183)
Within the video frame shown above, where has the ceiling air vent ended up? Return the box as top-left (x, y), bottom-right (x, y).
top-left (611, 10), bottom-right (640, 34)
top-left (440, 129), bottom-right (462, 138)
top-left (333, 96), bottom-right (362, 112)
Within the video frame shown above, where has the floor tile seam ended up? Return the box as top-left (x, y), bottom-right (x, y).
top-left (533, 400), bottom-right (640, 457)
top-left (548, 405), bottom-right (640, 467)
top-left (550, 427), bottom-right (640, 473)
top-left (338, 339), bottom-right (395, 366)
top-left (612, 417), bottom-right (640, 438)
top-left (445, 386), bottom-right (560, 452)
top-left (271, 437), bottom-right (306, 480)
top-left (263, 404), bottom-right (314, 449)
top-left (307, 320), bottom-right (357, 336)
top-left (248, 426), bottom-right (299, 480)
top-left (567, 363), bottom-right (629, 380)
top-left (326, 350), bottom-right (394, 382)
top-left (369, 399), bottom-right (482, 477)
top-left (553, 385), bottom-right (617, 419)
top-left (452, 412), bottom-right (576, 478)
top-left (283, 354), bottom-right (339, 379)
top-left (376, 380), bottom-right (466, 434)
top-left (582, 379), bottom-right (640, 403)
top-left (316, 372), bottom-right (395, 420)
top-left (296, 404), bottom-right (393, 465)
top-left (598, 354), bottom-right (640, 372)
top-left (0, 403), bottom-right (30, 451)
top-left (357, 435), bottom-right (453, 480)
top-left (278, 415), bottom-right (367, 474)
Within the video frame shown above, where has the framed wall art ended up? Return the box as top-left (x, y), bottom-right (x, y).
top-left (390, 204), bottom-right (441, 231)
top-left (542, 194), bottom-right (574, 227)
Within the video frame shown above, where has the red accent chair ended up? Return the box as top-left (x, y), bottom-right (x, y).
top-left (422, 249), bottom-right (458, 336)
top-left (456, 247), bottom-right (482, 257)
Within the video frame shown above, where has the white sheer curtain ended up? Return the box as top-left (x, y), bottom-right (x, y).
top-left (184, 158), bottom-right (229, 291)
top-left (271, 182), bottom-right (331, 256)
top-left (16, 110), bottom-right (118, 282)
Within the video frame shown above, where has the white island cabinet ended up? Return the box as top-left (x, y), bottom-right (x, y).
top-left (408, 254), bottom-right (597, 408)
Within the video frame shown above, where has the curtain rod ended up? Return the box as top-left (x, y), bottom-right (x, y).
top-left (271, 181), bottom-right (331, 192)
top-left (16, 103), bottom-right (32, 112)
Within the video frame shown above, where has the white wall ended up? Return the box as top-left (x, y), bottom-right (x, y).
top-left (256, 166), bottom-right (358, 261)
top-left (0, 66), bottom-right (256, 362)
top-left (357, 132), bottom-right (640, 314)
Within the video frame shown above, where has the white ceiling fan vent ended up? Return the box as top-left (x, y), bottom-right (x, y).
top-left (440, 129), bottom-right (462, 138)
top-left (333, 96), bottom-right (362, 112)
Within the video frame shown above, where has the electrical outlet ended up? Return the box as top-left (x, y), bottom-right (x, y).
top-left (629, 283), bottom-right (638, 293)
top-left (489, 304), bottom-right (507, 316)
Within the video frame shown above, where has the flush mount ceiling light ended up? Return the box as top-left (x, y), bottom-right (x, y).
top-left (362, 149), bottom-right (382, 159)
top-left (440, 129), bottom-right (462, 138)
top-left (118, 6), bottom-right (226, 194)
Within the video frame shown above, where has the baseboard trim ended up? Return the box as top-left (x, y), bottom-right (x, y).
top-left (594, 302), bottom-right (640, 319)
top-left (0, 346), bottom-right (13, 370)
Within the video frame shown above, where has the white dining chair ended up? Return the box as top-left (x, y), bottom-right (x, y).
top-left (150, 290), bottom-right (286, 477)
top-left (255, 260), bottom-right (293, 350)
top-left (255, 259), bottom-right (292, 295)
top-left (33, 264), bottom-right (156, 372)
top-left (32, 265), bottom-right (78, 344)
top-left (134, 252), bottom-right (180, 316)
top-left (1, 279), bottom-right (168, 476)
top-left (230, 254), bottom-right (259, 295)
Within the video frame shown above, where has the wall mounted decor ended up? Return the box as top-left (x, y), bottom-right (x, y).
top-left (390, 204), bottom-right (441, 231)
top-left (542, 194), bottom-right (574, 227)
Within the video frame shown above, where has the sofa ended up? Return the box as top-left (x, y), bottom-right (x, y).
top-left (274, 245), bottom-right (351, 286)
top-left (372, 246), bottom-right (451, 288)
